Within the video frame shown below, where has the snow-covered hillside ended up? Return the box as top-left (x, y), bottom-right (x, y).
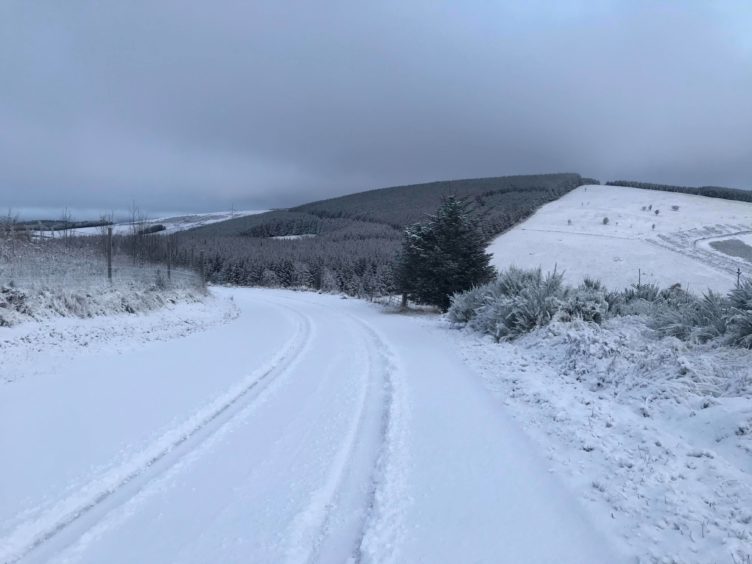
top-left (488, 185), bottom-right (752, 293)
top-left (42, 210), bottom-right (266, 238)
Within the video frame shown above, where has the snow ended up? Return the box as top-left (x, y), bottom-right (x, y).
top-left (5, 286), bottom-right (748, 562)
top-left (40, 210), bottom-right (266, 238)
top-left (0, 288), bottom-right (619, 563)
top-left (447, 316), bottom-right (752, 563)
top-left (270, 234), bottom-right (317, 240)
top-left (488, 185), bottom-right (752, 293)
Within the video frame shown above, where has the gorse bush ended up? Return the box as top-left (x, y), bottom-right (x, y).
top-left (561, 282), bottom-right (609, 324)
top-left (727, 310), bottom-right (752, 349)
top-left (726, 280), bottom-right (752, 348)
top-left (728, 279), bottom-right (752, 310)
top-left (650, 290), bottom-right (730, 343)
top-left (450, 266), bottom-right (752, 349)
top-left (450, 267), bottom-right (568, 341)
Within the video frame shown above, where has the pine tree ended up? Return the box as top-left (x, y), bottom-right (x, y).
top-left (397, 196), bottom-right (495, 311)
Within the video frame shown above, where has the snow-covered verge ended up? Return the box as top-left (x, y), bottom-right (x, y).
top-left (0, 290), bottom-right (238, 384)
top-left (0, 283), bottom-right (209, 328)
top-left (444, 315), bottom-right (752, 563)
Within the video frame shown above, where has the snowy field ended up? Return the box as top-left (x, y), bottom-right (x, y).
top-left (39, 210), bottom-right (265, 238)
top-left (0, 288), bottom-right (620, 564)
top-left (488, 185), bottom-right (752, 293)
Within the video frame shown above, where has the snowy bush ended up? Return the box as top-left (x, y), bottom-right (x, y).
top-left (728, 278), bottom-right (752, 310)
top-left (502, 271), bottom-right (567, 336)
top-left (560, 282), bottom-right (609, 324)
top-left (726, 279), bottom-right (752, 348)
top-left (449, 267), bottom-right (568, 340)
top-left (651, 290), bottom-right (730, 343)
top-left (726, 310), bottom-right (752, 348)
top-left (604, 283), bottom-right (661, 316)
top-left (447, 285), bottom-right (487, 324)
top-left (452, 270), bottom-right (752, 351)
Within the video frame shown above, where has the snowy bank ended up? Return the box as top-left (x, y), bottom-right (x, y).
top-left (0, 283), bottom-right (208, 327)
top-left (446, 316), bottom-right (752, 563)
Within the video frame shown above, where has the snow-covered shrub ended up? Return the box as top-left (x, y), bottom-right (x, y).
top-left (623, 283), bottom-right (661, 303)
top-left (728, 278), bottom-right (752, 310)
top-left (502, 271), bottom-right (567, 336)
top-left (581, 277), bottom-right (604, 291)
top-left (452, 269), bottom-right (752, 351)
top-left (606, 282), bottom-right (668, 316)
top-left (447, 285), bottom-right (487, 324)
top-left (726, 279), bottom-right (752, 348)
top-left (561, 282), bottom-right (609, 324)
top-left (491, 266), bottom-right (544, 299)
top-left (468, 297), bottom-right (516, 341)
top-left (651, 290), bottom-right (730, 343)
top-left (726, 310), bottom-right (752, 348)
top-left (450, 267), bottom-right (568, 341)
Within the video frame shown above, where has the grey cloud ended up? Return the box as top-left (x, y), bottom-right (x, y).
top-left (1, 1), bottom-right (750, 216)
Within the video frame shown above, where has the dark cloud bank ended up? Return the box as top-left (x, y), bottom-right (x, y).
top-left (1, 1), bottom-right (750, 216)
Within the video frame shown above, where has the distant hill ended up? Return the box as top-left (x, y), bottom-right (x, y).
top-left (190, 173), bottom-right (593, 239)
top-left (178, 173), bottom-right (595, 295)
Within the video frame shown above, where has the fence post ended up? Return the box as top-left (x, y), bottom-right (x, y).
top-left (107, 227), bottom-right (113, 282)
top-left (167, 238), bottom-right (172, 281)
top-left (738, 267), bottom-right (742, 288)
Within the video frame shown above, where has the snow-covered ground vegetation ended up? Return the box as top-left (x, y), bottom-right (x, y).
top-left (450, 316), bottom-right (752, 563)
top-left (0, 238), bottom-right (205, 327)
top-left (488, 184), bottom-right (752, 293)
top-left (450, 266), bottom-right (752, 349)
top-left (446, 266), bottom-right (752, 561)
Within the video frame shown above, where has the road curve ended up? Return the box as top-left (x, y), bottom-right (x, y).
top-left (0, 288), bottom-right (622, 563)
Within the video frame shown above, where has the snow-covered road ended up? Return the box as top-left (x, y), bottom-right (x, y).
top-left (0, 289), bottom-right (620, 563)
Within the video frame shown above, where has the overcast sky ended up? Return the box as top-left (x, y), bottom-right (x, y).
top-left (1, 1), bottom-right (751, 217)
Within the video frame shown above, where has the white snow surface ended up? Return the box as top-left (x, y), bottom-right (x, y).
top-left (0, 288), bottom-right (621, 564)
top-left (44, 210), bottom-right (265, 238)
top-left (488, 185), bottom-right (752, 293)
top-left (449, 317), bottom-right (752, 564)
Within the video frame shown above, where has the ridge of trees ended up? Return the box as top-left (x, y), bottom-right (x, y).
top-left (605, 180), bottom-right (752, 204)
top-left (175, 173), bottom-right (592, 297)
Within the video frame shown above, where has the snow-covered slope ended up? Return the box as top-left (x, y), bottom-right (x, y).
top-left (488, 185), bottom-right (752, 293)
top-left (45, 210), bottom-right (266, 238)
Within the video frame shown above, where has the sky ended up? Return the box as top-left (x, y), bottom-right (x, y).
top-left (1, 1), bottom-right (751, 217)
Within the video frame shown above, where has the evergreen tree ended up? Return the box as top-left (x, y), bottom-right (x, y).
top-left (397, 196), bottom-right (496, 311)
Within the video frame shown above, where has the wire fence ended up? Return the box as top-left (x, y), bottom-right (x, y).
top-left (0, 240), bottom-right (202, 291)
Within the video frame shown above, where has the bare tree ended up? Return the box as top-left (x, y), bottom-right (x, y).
top-left (60, 207), bottom-right (73, 245)
top-left (127, 201), bottom-right (149, 264)
top-left (2, 208), bottom-right (19, 240)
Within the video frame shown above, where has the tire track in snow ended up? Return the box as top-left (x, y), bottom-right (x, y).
top-left (283, 313), bottom-right (390, 564)
top-left (0, 301), bottom-right (314, 564)
top-left (350, 319), bottom-right (410, 564)
top-left (270, 296), bottom-right (409, 564)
